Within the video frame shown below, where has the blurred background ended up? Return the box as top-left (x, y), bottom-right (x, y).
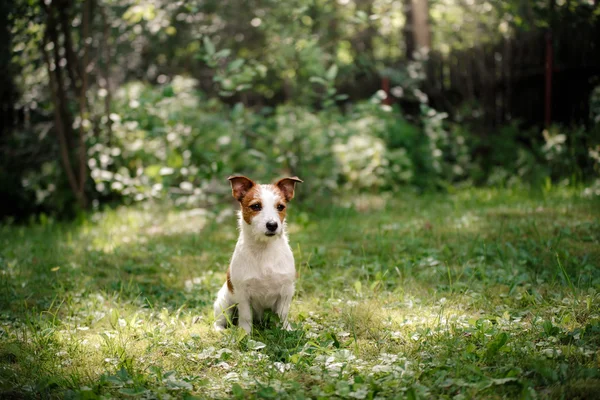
top-left (1, 0), bottom-right (599, 219)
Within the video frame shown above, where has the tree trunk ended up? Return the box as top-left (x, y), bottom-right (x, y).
top-left (99, 4), bottom-right (113, 143)
top-left (42, 30), bottom-right (86, 209)
top-left (403, 0), bottom-right (431, 59)
top-left (40, 0), bottom-right (88, 209)
top-left (77, 0), bottom-right (91, 203)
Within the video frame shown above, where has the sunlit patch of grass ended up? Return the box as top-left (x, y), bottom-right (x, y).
top-left (0, 187), bottom-right (599, 398)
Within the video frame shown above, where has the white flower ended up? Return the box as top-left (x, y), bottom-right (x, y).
top-left (179, 182), bottom-right (193, 192)
top-left (216, 362), bottom-right (231, 370)
top-left (372, 364), bottom-right (391, 373)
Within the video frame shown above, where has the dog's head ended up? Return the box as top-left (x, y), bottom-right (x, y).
top-left (228, 175), bottom-right (303, 238)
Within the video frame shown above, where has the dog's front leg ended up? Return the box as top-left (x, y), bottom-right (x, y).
top-left (237, 298), bottom-right (253, 334)
top-left (275, 294), bottom-right (293, 331)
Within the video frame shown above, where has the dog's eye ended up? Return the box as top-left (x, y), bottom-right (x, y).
top-left (277, 204), bottom-right (285, 211)
top-left (250, 203), bottom-right (262, 211)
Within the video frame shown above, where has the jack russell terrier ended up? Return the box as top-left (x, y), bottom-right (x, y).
top-left (213, 175), bottom-right (303, 334)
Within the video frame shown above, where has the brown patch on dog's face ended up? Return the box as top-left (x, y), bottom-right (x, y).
top-left (229, 175), bottom-right (261, 225)
top-left (239, 185), bottom-right (262, 224)
top-left (269, 184), bottom-right (289, 223)
top-left (228, 175), bottom-right (303, 227)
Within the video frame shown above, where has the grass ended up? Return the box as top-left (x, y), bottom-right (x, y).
top-left (0, 187), bottom-right (599, 399)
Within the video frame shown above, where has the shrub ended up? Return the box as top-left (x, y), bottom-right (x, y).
top-left (6, 75), bottom-right (600, 219)
top-left (88, 77), bottom-right (241, 207)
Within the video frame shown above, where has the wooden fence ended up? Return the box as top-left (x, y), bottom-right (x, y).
top-left (424, 21), bottom-right (600, 128)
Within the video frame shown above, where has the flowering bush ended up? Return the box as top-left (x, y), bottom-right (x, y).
top-left (84, 78), bottom-right (424, 207)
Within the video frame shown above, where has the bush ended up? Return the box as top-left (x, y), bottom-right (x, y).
top-left (88, 77), bottom-right (240, 207)
top-left (5, 75), bottom-right (600, 219)
top-left (88, 80), bottom-right (433, 207)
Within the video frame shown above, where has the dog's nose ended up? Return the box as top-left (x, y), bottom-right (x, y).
top-left (266, 221), bottom-right (278, 232)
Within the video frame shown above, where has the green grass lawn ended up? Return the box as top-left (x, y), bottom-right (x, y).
top-left (1, 188), bottom-right (599, 399)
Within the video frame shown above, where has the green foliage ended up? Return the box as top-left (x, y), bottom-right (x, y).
top-left (84, 79), bottom-right (423, 205)
top-left (4, 0), bottom-right (600, 218)
top-left (89, 77), bottom-right (238, 205)
top-left (6, 71), bottom-right (599, 217)
top-left (541, 124), bottom-right (600, 183)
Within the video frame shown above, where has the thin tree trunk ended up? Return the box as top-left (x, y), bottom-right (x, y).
top-left (403, 0), bottom-right (415, 58)
top-left (41, 0), bottom-right (88, 209)
top-left (99, 3), bottom-right (113, 143)
top-left (57, 1), bottom-right (82, 92)
top-left (44, 1), bottom-right (76, 150)
top-left (77, 0), bottom-right (91, 204)
top-left (411, 0), bottom-right (431, 52)
top-left (42, 29), bottom-right (86, 209)
top-left (403, 0), bottom-right (431, 59)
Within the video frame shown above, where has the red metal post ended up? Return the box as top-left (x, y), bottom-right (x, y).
top-left (382, 76), bottom-right (391, 105)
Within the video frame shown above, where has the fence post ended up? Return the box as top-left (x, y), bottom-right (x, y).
top-left (382, 76), bottom-right (391, 105)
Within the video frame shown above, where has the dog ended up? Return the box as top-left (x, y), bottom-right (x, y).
top-left (213, 175), bottom-right (303, 334)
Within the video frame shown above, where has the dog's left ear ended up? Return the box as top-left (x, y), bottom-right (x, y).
top-left (275, 177), bottom-right (303, 202)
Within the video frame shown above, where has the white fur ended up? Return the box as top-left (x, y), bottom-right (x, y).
top-left (213, 185), bottom-right (296, 333)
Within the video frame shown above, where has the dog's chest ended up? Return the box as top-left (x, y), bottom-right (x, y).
top-left (231, 240), bottom-right (295, 296)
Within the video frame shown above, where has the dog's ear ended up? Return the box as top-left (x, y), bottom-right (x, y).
top-left (228, 175), bottom-right (255, 202)
top-left (275, 177), bottom-right (303, 202)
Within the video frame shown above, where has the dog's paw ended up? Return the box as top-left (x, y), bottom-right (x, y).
top-left (239, 322), bottom-right (252, 335)
top-left (213, 323), bottom-right (226, 332)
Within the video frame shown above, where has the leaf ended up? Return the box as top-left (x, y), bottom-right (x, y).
top-left (309, 76), bottom-right (327, 85)
top-left (354, 280), bottom-right (362, 295)
top-left (105, 376), bottom-right (123, 386)
top-left (214, 49), bottom-right (231, 59)
top-left (165, 376), bottom-right (193, 391)
top-left (356, 10), bottom-right (368, 21)
top-left (118, 387), bottom-right (147, 396)
top-left (247, 149), bottom-right (267, 160)
top-left (109, 308), bottom-right (119, 328)
top-left (256, 386), bottom-right (278, 398)
top-left (255, 63), bottom-right (268, 78)
top-left (232, 383), bottom-right (245, 399)
top-left (203, 36), bottom-right (215, 56)
top-left (326, 64), bottom-right (338, 81)
top-left (228, 59), bottom-right (245, 72)
top-left (406, 387), bottom-right (417, 400)
top-left (491, 377), bottom-right (519, 385)
top-left (247, 339), bottom-right (266, 350)
top-left (236, 84), bottom-right (252, 92)
top-left (330, 332), bottom-right (340, 348)
top-left (485, 332), bottom-right (508, 359)
top-left (542, 320), bottom-right (560, 337)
